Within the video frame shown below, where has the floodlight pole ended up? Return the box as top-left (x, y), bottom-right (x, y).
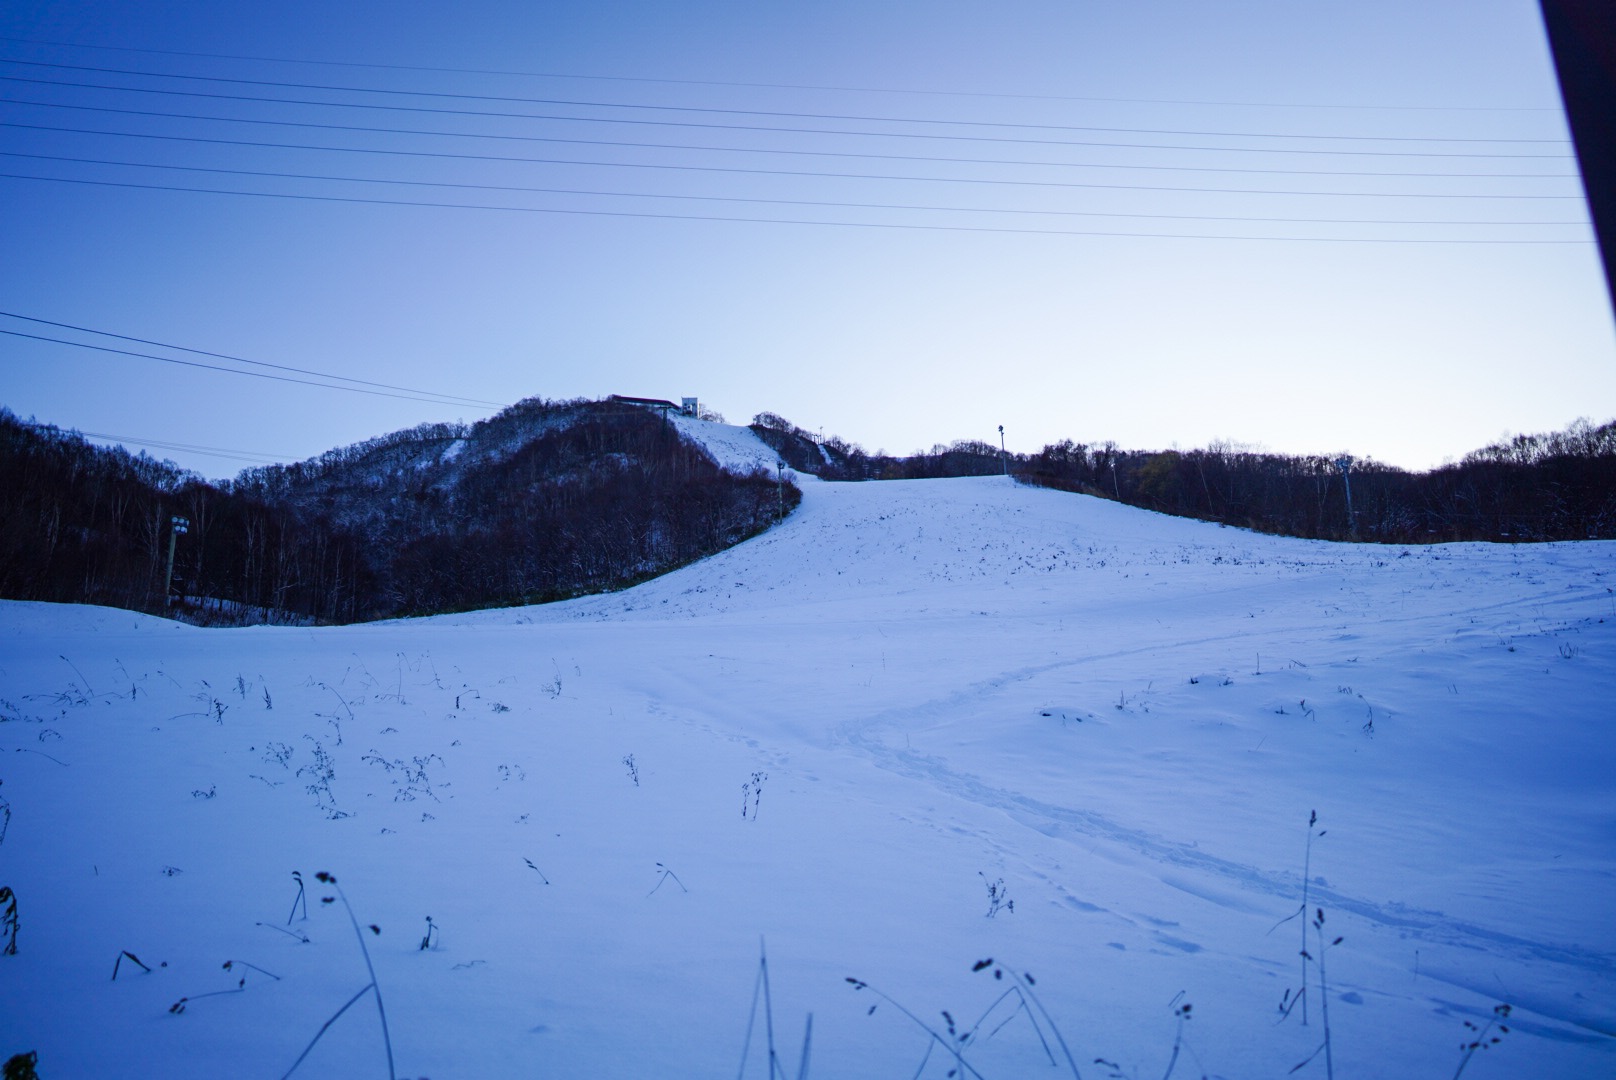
top-left (1334, 458), bottom-right (1357, 540)
top-left (998, 425), bottom-right (1007, 476)
top-left (165, 515), bottom-right (190, 605)
top-left (777, 460), bottom-right (785, 522)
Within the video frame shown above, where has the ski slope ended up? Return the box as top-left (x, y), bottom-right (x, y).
top-left (2, 442), bottom-right (1613, 1077)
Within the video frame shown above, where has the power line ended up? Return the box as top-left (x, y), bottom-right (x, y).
top-left (82, 434), bottom-right (286, 464)
top-left (0, 122), bottom-right (1581, 201)
top-left (0, 326), bottom-right (514, 407)
top-left (65, 427), bottom-right (296, 465)
top-left (0, 57), bottom-right (1571, 144)
top-left (0, 105), bottom-right (1580, 180)
top-left (0, 311), bottom-right (507, 409)
top-left (3, 150), bottom-right (1587, 228)
top-left (0, 171), bottom-right (1591, 244)
top-left (0, 74), bottom-right (1574, 159)
top-left (0, 34), bottom-right (1560, 112)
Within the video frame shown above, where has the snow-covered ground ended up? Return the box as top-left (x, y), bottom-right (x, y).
top-left (669, 411), bottom-right (782, 475)
top-left (2, 448), bottom-right (1614, 1077)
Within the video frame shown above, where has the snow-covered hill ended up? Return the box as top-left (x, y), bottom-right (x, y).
top-left (668, 412), bottom-right (782, 476)
top-left (2, 476), bottom-right (1613, 1078)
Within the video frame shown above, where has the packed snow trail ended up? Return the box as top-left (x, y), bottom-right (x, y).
top-left (504, 472), bottom-right (1616, 1039)
top-left (2, 463), bottom-right (1613, 1078)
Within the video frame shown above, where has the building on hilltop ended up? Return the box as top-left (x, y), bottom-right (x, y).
top-left (609, 395), bottom-right (700, 418)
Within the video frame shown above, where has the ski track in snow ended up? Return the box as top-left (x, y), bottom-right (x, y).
top-left (2, 418), bottom-right (1614, 1076)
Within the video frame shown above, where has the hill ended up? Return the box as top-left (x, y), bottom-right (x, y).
top-left (1, 475), bottom-right (1611, 1077)
top-left (0, 401), bottom-right (797, 622)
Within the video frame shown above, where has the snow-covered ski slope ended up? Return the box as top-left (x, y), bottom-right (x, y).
top-left (2, 468), bottom-right (1614, 1078)
top-left (669, 412), bottom-right (780, 475)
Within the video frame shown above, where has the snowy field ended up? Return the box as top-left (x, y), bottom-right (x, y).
top-left (2, 427), bottom-right (1614, 1078)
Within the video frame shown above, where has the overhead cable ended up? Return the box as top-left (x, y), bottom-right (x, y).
top-left (0, 311), bottom-right (506, 409)
top-left (37, 423), bottom-right (298, 465)
top-left (0, 326), bottom-right (512, 408)
top-left (0, 74), bottom-right (1574, 159)
top-left (0, 35), bottom-right (1560, 112)
top-left (0, 58), bottom-right (1572, 144)
top-left (2, 150), bottom-right (1588, 228)
top-left (0, 128), bottom-right (1581, 200)
top-left (0, 107), bottom-right (1580, 180)
top-left (0, 172), bottom-right (1592, 244)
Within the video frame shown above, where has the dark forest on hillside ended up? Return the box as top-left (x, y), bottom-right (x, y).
top-left (751, 412), bottom-right (1616, 543)
top-left (3, 403), bottom-right (1611, 626)
top-left (1018, 420), bottom-right (1616, 543)
top-left (1, 401), bottom-right (795, 623)
top-left (751, 412), bottom-right (1010, 481)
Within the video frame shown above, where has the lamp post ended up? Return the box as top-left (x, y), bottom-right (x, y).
top-left (998, 425), bottom-right (1007, 476)
top-left (1334, 457), bottom-right (1357, 539)
top-left (165, 515), bottom-right (190, 605)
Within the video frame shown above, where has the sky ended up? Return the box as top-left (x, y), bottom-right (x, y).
top-left (2, 0), bottom-right (1614, 479)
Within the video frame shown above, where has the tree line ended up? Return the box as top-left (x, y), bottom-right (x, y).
top-left (0, 407), bottom-right (373, 621)
top-left (1, 401), bottom-right (796, 624)
top-left (751, 411), bottom-right (1616, 543)
top-left (1019, 419), bottom-right (1616, 543)
top-left (750, 412), bottom-right (1004, 481)
top-left (5, 403), bottom-right (1608, 626)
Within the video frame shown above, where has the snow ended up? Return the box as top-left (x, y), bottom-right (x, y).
top-left (2, 476), bottom-right (1613, 1078)
top-left (669, 413), bottom-right (780, 476)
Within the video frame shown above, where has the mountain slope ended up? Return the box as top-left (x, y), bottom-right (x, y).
top-left (1, 476), bottom-right (1612, 1077)
top-left (232, 399), bottom-right (796, 618)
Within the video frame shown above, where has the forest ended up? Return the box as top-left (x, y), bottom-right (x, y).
top-left (0, 400), bottom-right (794, 623)
top-left (3, 403), bottom-right (1611, 625)
top-left (751, 412), bottom-right (1616, 543)
top-left (1017, 419), bottom-right (1616, 543)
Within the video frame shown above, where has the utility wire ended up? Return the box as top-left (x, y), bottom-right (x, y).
top-left (3, 150), bottom-right (1587, 228)
top-left (0, 311), bottom-right (506, 408)
top-left (0, 34), bottom-right (1560, 112)
top-left (0, 74), bottom-right (1574, 159)
top-left (0, 58), bottom-right (1571, 144)
top-left (80, 434), bottom-right (288, 464)
top-left (0, 171), bottom-right (1590, 244)
top-left (44, 424), bottom-right (297, 465)
top-left (0, 106), bottom-right (1580, 180)
top-left (0, 327), bottom-right (513, 408)
top-left (0, 124), bottom-right (1581, 201)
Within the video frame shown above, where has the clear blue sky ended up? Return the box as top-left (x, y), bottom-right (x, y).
top-left (2, 0), bottom-right (1612, 478)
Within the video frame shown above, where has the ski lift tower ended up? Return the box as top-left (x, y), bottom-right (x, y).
top-left (165, 515), bottom-right (189, 605)
top-left (1334, 457), bottom-right (1357, 540)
